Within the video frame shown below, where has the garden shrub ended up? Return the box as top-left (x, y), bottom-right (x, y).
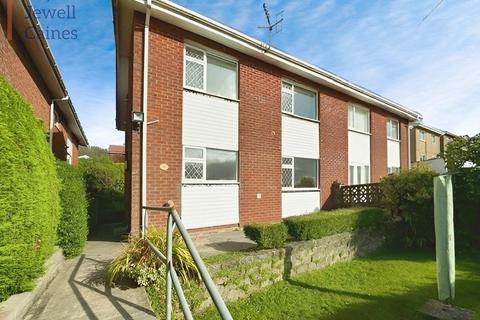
top-left (243, 223), bottom-right (288, 248)
top-left (379, 165), bottom-right (437, 248)
top-left (56, 161), bottom-right (89, 257)
top-left (443, 135), bottom-right (480, 249)
top-left (107, 226), bottom-right (199, 288)
top-left (79, 156), bottom-right (125, 227)
top-left (0, 78), bottom-right (61, 301)
top-left (284, 208), bottom-right (387, 241)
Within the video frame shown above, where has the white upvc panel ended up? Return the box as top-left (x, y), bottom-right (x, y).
top-left (183, 91), bottom-right (238, 151)
top-left (181, 184), bottom-right (239, 229)
top-left (282, 115), bottom-right (319, 159)
top-left (282, 191), bottom-right (320, 218)
top-left (387, 139), bottom-right (401, 168)
top-left (348, 130), bottom-right (371, 165)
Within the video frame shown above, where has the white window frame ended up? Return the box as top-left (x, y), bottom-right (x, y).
top-left (387, 119), bottom-right (400, 140)
top-left (348, 163), bottom-right (370, 185)
top-left (419, 130), bottom-right (426, 141)
top-left (183, 44), bottom-right (238, 100)
top-left (282, 156), bottom-right (318, 190)
top-left (281, 80), bottom-right (318, 120)
top-left (348, 104), bottom-right (370, 134)
top-left (387, 167), bottom-right (400, 174)
top-left (182, 146), bottom-right (238, 184)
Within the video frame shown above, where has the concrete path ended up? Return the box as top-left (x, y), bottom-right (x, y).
top-left (25, 240), bottom-right (156, 320)
top-left (193, 229), bottom-right (256, 257)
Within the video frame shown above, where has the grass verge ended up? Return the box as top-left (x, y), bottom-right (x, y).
top-left (196, 250), bottom-right (480, 320)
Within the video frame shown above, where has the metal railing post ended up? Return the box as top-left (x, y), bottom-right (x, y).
top-left (166, 212), bottom-right (173, 320)
top-left (143, 203), bottom-right (232, 320)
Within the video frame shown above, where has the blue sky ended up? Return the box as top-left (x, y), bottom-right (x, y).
top-left (31, 0), bottom-right (480, 147)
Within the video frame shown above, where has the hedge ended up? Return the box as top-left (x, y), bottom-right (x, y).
top-left (79, 157), bottom-right (125, 227)
top-left (57, 161), bottom-right (89, 257)
top-left (0, 78), bottom-right (61, 301)
top-left (284, 208), bottom-right (387, 241)
top-left (243, 223), bottom-right (288, 248)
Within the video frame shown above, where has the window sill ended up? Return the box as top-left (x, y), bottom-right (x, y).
top-left (387, 137), bottom-right (400, 142)
top-left (184, 88), bottom-right (240, 103)
top-left (348, 128), bottom-right (371, 136)
top-left (282, 112), bottom-right (319, 124)
top-left (282, 188), bottom-right (320, 193)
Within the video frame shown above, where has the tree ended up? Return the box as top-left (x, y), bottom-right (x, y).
top-left (443, 134), bottom-right (480, 171)
top-left (79, 145), bottom-right (108, 158)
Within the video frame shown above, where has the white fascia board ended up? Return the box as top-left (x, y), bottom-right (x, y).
top-left (144, 0), bottom-right (421, 121)
top-left (416, 123), bottom-right (445, 135)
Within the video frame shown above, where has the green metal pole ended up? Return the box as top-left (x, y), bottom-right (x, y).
top-left (433, 175), bottom-right (455, 302)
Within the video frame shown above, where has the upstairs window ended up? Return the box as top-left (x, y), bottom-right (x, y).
top-left (282, 157), bottom-right (318, 189)
top-left (348, 104), bottom-right (370, 133)
top-left (281, 81), bottom-right (317, 120)
top-left (419, 130), bottom-right (426, 141)
top-left (432, 135), bottom-right (436, 144)
top-left (387, 119), bottom-right (399, 140)
top-left (183, 146), bottom-right (237, 182)
top-left (184, 45), bottom-right (237, 99)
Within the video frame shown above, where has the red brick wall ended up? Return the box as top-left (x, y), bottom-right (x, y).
top-left (0, 9), bottom-right (50, 127)
top-left (126, 16), bottom-right (412, 230)
top-left (400, 120), bottom-right (409, 169)
top-left (319, 90), bottom-right (349, 208)
top-left (370, 108), bottom-right (389, 182)
top-left (238, 56), bottom-right (282, 224)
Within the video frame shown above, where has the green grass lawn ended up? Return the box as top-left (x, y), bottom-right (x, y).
top-left (197, 250), bottom-right (480, 320)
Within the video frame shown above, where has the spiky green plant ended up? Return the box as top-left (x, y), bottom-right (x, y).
top-left (106, 227), bottom-right (199, 288)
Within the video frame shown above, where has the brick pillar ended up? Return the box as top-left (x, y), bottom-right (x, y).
top-left (238, 58), bottom-right (282, 224)
top-left (319, 90), bottom-right (349, 209)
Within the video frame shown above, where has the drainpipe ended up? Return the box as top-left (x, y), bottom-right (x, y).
top-left (141, 0), bottom-right (152, 237)
top-left (49, 96), bottom-right (69, 150)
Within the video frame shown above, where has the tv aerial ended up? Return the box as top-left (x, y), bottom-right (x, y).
top-left (257, 2), bottom-right (284, 51)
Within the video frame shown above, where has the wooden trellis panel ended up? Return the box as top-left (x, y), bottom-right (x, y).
top-left (340, 183), bottom-right (384, 207)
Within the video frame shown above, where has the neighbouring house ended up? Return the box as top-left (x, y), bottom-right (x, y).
top-left (112, 0), bottom-right (422, 232)
top-left (410, 124), bottom-right (455, 163)
top-left (0, 0), bottom-right (88, 165)
top-left (108, 144), bottom-right (126, 163)
top-left (441, 131), bottom-right (457, 155)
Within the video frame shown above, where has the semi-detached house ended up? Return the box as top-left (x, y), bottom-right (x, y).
top-left (112, 0), bottom-right (422, 232)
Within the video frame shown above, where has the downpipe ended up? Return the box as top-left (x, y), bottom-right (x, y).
top-left (141, 0), bottom-right (152, 237)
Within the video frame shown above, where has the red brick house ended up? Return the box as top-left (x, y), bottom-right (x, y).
top-left (108, 144), bottom-right (126, 163)
top-left (112, 0), bottom-right (422, 232)
top-left (0, 0), bottom-right (88, 165)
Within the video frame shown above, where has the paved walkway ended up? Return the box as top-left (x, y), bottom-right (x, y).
top-left (25, 239), bottom-right (155, 320)
top-left (193, 229), bottom-right (256, 256)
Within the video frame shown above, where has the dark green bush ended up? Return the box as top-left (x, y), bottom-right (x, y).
top-left (284, 208), bottom-right (387, 241)
top-left (79, 157), bottom-right (125, 227)
top-left (379, 165), bottom-right (437, 248)
top-left (56, 161), bottom-right (89, 257)
top-left (0, 78), bottom-right (61, 301)
top-left (243, 223), bottom-right (288, 248)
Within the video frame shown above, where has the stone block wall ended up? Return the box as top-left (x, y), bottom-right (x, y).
top-left (187, 230), bottom-right (384, 314)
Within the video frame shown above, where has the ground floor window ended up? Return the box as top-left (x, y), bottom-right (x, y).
top-left (387, 167), bottom-right (400, 174)
top-left (282, 157), bottom-right (318, 189)
top-left (348, 163), bottom-right (370, 185)
top-left (183, 146), bottom-right (237, 182)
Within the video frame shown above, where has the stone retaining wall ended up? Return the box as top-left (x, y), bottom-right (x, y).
top-left (187, 230), bottom-right (384, 313)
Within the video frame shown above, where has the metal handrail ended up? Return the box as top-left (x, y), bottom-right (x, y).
top-left (143, 201), bottom-right (233, 320)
